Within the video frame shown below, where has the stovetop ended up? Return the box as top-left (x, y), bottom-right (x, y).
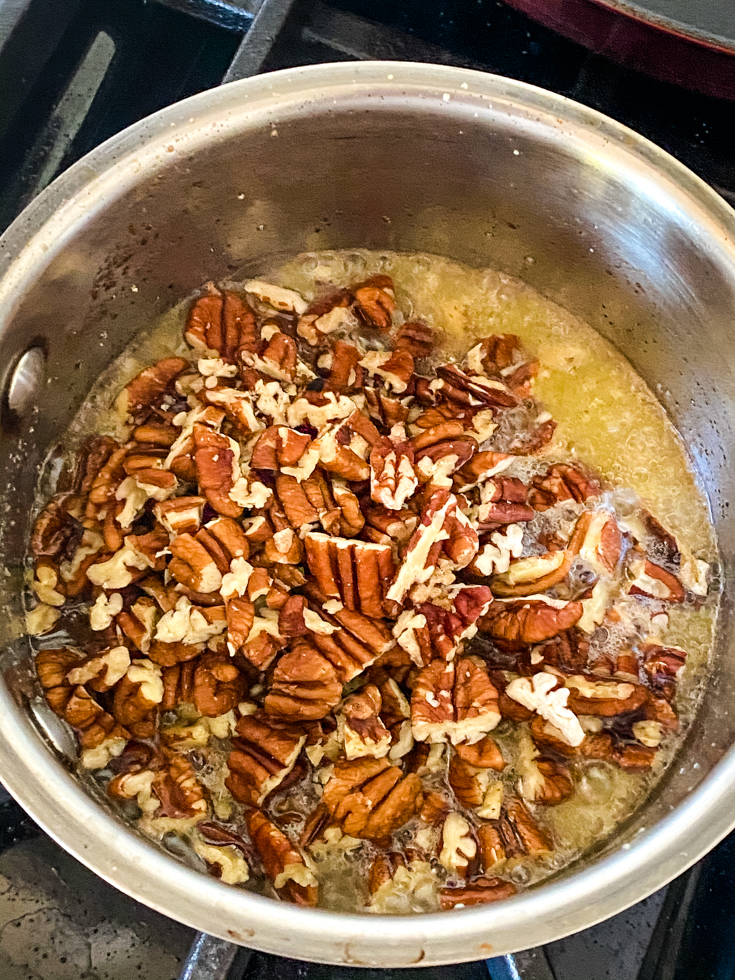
top-left (1, 0), bottom-right (734, 977)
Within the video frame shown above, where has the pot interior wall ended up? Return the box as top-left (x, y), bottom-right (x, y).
top-left (1, 73), bottom-right (734, 942)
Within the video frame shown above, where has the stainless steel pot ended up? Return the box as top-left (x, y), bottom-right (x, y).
top-left (0, 61), bottom-right (734, 967)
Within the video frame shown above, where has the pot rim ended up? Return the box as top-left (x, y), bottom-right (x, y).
top-left (1, 61), bottom-right (734, 965)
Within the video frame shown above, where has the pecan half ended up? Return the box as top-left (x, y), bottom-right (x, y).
top-left (529, 464), bottom-right (600, 511)
top-left (264, 639), bottom-right (343, 721)
top-left (227, 714), bottom-right (306, 805)
top-left (440, 876), bottom-right (517, 909)
top-left (352, 275), bottom-right (395, 330)
top-left (322, 757), bottom-right (422, 841)
top-left (411, 656), bottom-right (500, 744)
top-left (304, 532), bottom-right (394, 619)
top-left (479, 599), bottom-right (583, 650)
top-left (246, 809), bottom-right (317, 906)
top-left (370, 428), bottom-right (418, 511)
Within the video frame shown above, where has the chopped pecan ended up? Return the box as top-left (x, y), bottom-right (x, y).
top-left (435, 364), bottom-right (518, 412)
top-left (529, 464), bottom-right (601, 511)
top-left (322, 757), bottom-right (422, 840)
top-left (185, 287), bottom-right (259, 357)
top-left (169, 533), bottom-right (222, 594)
top-left (339, 684), bottom-right (391, 760)
top-left (387, 490), bottom-right (477, 605)
top-left (246, 809), bottom-right (317, 906)
top-left (363, 387), bottom-right (409, 428)
top-left (227, 714), bottom-right (306, 805)
top-left (492, 549), bottom-right (574, 598)
top-left (500, 799), bottom-right (552, 857)
top-left (628, 558), bottom-right (685, 603)
top-left (192, 652), bottom-right (245, 717)
top-left (448, 754), bottom-right (501, 809)
top-left (154, 496), bottom-right (206, 535)
top-left (370, 427), bottom-right (418, 510)
top-left (455, 736), bottom-right (505, 770)
top-left (642, 644), bottom-right (686, 700)
top-left (368, 852), bottom-right (407, 894)
top-left (304, 532), bottom-right (394, 619)
top-left (394, 320), bottom-right (434, 358)
top-left (264, 639), bottom-right (343, 720)
top-left (439, 811), bottom-right (477, 874)
top-left (323, 340), bottom-right (363, 392)
top-left (540, 629), bottom-right (590, 673)
top-left (568, 510), bottom-right (622, 575)
top-left (505, 672), bottom-right (584, 747)
top-left (393, 585), bottom-right (492, 666)
top-left (479, 598), bottom-right (583, 650)
top-left (411, 656), bottom-right (500, 744)
top-left (31, 497), bottom-right (81, 558)
top-left (66, 646), bottom-right (131, 693)
top-left (352, 274), bottom-right (395, 330)
top-left (117, 357), bottom-right (190, 421)
top-left (564, 674), bottom-right (649, 717)
top-left (440, 876), bottom-right (517, 909)
top-left (477, 824), bottom-right (507, 873)
top-left (193, 424), bottom-right (243, 519)
top-left (467, 334), bottom-right (538, 392)
top-left (475, 476), bottom-right (534, 530)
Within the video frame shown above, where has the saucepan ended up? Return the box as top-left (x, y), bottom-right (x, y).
top-left (0, 62), bottom-right (734, 967)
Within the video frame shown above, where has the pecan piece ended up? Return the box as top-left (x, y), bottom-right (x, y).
top-left (435, 364), bottom-right (518, 410)
top-left (370, 427), bottom-right (418, 510)
top-left (192, 652), bottom-right (245, 717)
top-left (529, 463), bottom-right (601, 511)
top-left (564, 675), bottom-right (649, 717)
top-left (193, 424), bottom-right (243, 519)
top-left (439, 811), bottom-right (477, 874)
top-left (117, 357), bottom-right (189, 421)
top-left (264, 639), bottom-right (342, 721)
top-left (479, 599), bottom-right (583, 650)
top-left (394, 320), bottom-right (434, 357)
top-left (246, 810), bottom-right (317, 906)
top-left (339, 684), bottom-right (391, 760)
top-left (393, 584), bottom-right (493, 666)
top-left (505, 672), bottom-right (584, 747)
top-left (169, 533), bottom-right (222, 594)
top-left (352, 274), bottom-right (395, 330)
top-left (185, 287), bottom-right (259, 357)
top-left (440, 876), bottom-right (517, 909)
top-left (322, 758), bottom-right (422, 841)
top-left (304, 532), bottom-right (394, 619)
top-left (411, 656), bottom-right (500, 744)
top-left (628, 558), bottom-right (685, 603)
top-left (491, 549), bottom-right (574, 598)
top-left (227, 714), bottom-right (306, 805)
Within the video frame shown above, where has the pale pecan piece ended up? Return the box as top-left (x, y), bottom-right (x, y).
top-left (246, 809), bottom-right (317, 906)
top-left (439, 811), bottom-right (477, 875)
top-left (297, 289), bottom-right (353, 346)
top-left (360, 348), bottom-right (414, 394)
top-left (515, 730), bottom-right (573, 805)
top-left (478, 598), bottom-right (583, 650)
top-left (440, 876), bottom-right (517, 909)
top-left (66, 646), bottom-right (131, 693)
top-left (411, 656), bottom-right (500, 744)
top-left (628, 558), bottom-right (685, 603)
top-left (227, 714), bottom-right (306, 805)
top-left (529, 463), bottom-right (601, 511)
top-left (264, 639), bottom-right (342, 721)
top-left (491, 549), bottom-right (574, 598)
top-left (322, 757), bottom-right (422, 840)
top-left (370, 426), bottom-right (418, 510)
top-left (505, 672), bottom-right (584, 746)
top-left (117, 357), bottom-right (190, 422)
top-left (352, 274), bottom-right (395, 330)
top-left (304, 532), bottom-right (394, 619)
